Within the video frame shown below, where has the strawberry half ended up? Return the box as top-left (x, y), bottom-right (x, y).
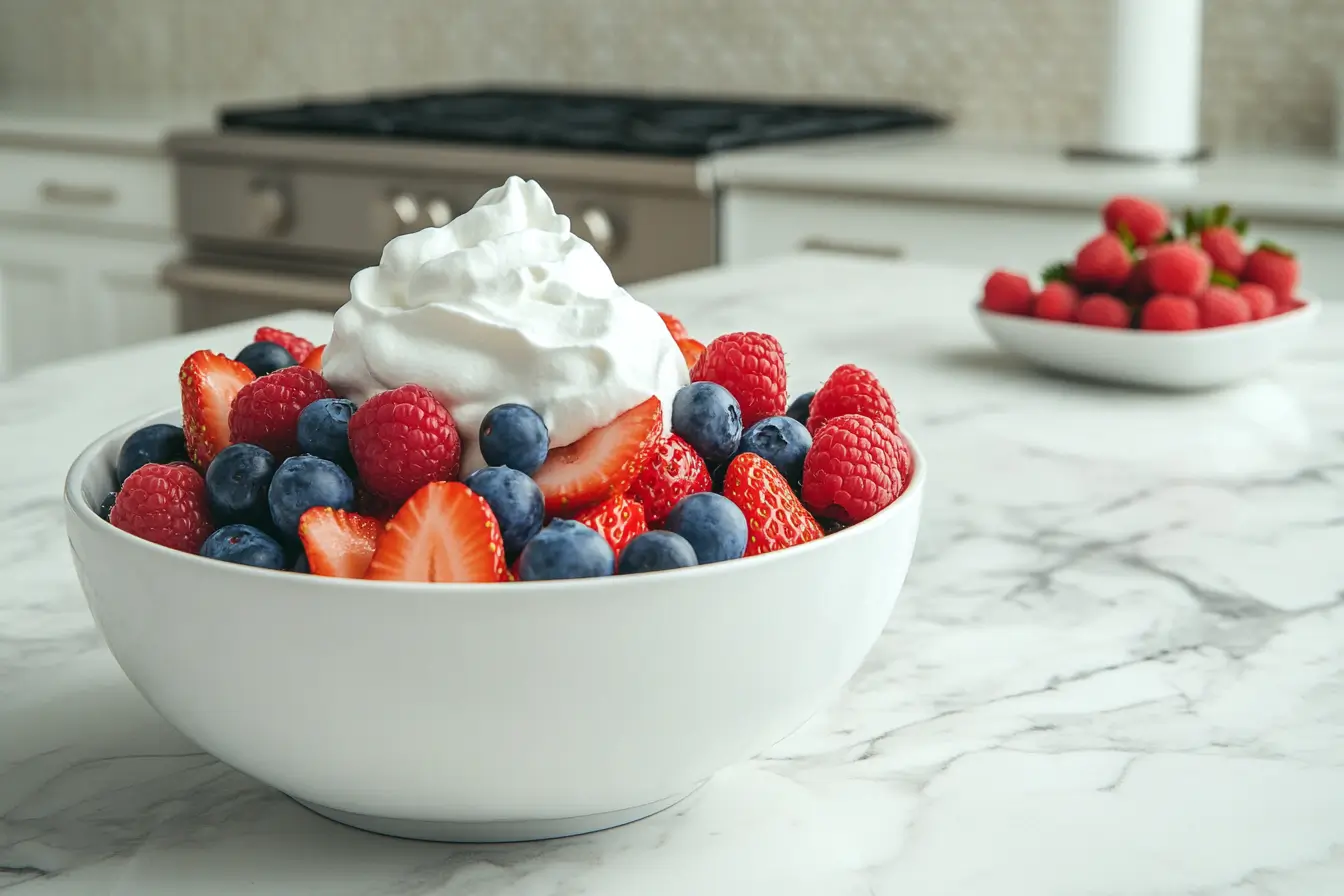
top-left (364, 482), bottom-right (507, 583)
top-left (255, 326), bottom-right (315, 364)
top-left (301, 344), bottom-right (325, 373)
top-left (677, 338), bottom-right (705, 369)
top-left (658, 311), bottom-right (690, 341)
top-left (723, 453), bottom-right (823, 557)
top-left (298, 507), bottom-right (383, 578)
top-left (574, 494), bottom-right (648, 557)
top-left (179, 350), bottom-right (255, 468)
top-left (531, 396), bottom-right (663, 517)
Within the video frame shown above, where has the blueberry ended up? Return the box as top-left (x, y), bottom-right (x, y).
top-left (737, 415), bottom-right (812, 487)
top-left (293, 551), bottom-right (311, 573)
top-left (479, 403), bottom-right (549, 474)
top-left (267, 455), bottom-right (355, 540)
top-left (786, 391), bottom-right (815, 427)
top-left (236, 341), bottom-right (297, 377)
top-left (297, 398), bottom-right (356, 468)
top-left (98, 491), bottom-right (118, 521)
top-left (206, 443), bottom-right (278, 527)
top-left (463, 465), bottom-right (544, 558)
top-left (518, 519), bottom-right (614, 581)
top-left (200, 524), bottom-right (287, 569)
top-left (617, 531), bottom-right (699, 575)
top-left (664, 492), bottom-right (747, 564)
top-left (671, 382), bottom-right (742, 465)
top-left (116, 423), bottom-right (188, 485)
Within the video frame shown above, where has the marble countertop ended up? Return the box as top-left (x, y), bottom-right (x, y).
top-left (710, 131), bottom-right (1344, 225)
top-left (0, 93), bottom-right (214, 155)
top-left (3, 253), bottom-right (1343, 894)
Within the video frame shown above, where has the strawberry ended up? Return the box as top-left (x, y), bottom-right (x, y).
top-left (531, 396), bottom-right (662, 517)
top-left (254, 327), bottom-right (315, 364)
top-left (1120, 256), bottom-right (1152, 303)
top-left (1199, 226), bottom-right (1246, 278)
top-left (1102, 195), bottom-right (1168, 246)
top-left (298, 507), bottom-right (383, 578)
top-left (574, 494), bottom-right (648, 557)
top-left (1073, 233), bottom-right (1132, 290)
top-left (179, 350), bottom-right (255, 468)
top-left (364, 482), bottom-right (507, 583)
top-left (1076, 294), bottom-right (1131, 328)
top-left (722, 453), bottom-right (823, 557)
top-left (691, 332), bottom-right (788, 427)
top-left (801, 414), bottom-right (905, 524)
top-left (110, 463), bottom-right (214, 553)
top-left (301, 344), bottom-right (325, 373)
top-left (1196, 287), bottom-right (1251, 329)
top-left (677, 337), bottom-right (706, 369)
top-left (1033, 282), bottom-right (1079, 322)
top-left (348, 384), bottom-right (462, 505)
top-left (1236, 283), bottom-right (1277, 320)
top-left (658, 312), bottom-right (690, 342)
top-left (980, 269), bottom-right (1033, 315)
top-left (627, 434), bottom-right (713, 525)
top-left (1242, 242), bottom-right (1298, 302)
top-left (807, 363), bottom-right (899, 436)
top-left (1144, 243), bottom-right (1211, 297)
top-left (1140, 295), bottom-right (1200, 331)
top-left (229, 366), bottom-right (336, 458)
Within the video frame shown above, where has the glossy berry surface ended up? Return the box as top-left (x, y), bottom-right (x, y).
top-left (297, 398), bottom-right (356, 469)
top-left (116, 423), bottom-right (188, 485)
top-left (267, 454), bottom-right (356, 540)
top-left (200, 524), bottom-right (287, 569)
top-left (663, 492), bottom-right (748, 565)
top-left (785, 391), bottom-right (815, 427)
top-left (236, 341), bottom-right (297, 377)
top-left (463, 465), bottom-right (545, 557)
top-left (617, 531), bottom-right (699, 575)
top-left (737, 415), bottom-right (812, 487)
top-left (517, 519), bottom-right (615, 581)
top-left (205, 442), bottom-right (278, 527)
top-left (671, 381), bottom-right (742, 466)
top-left (98, 491), bottom-right (118, 521)
top-left (478, 403), bottom-right (549, 475)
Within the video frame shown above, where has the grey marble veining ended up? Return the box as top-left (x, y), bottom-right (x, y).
top-left (1, 254), bottom-right (1341, 894)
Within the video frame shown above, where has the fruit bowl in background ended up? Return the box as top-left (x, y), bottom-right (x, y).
top-left (976, 297), bottom-right (1320, 390)
top-left (65, 409), bottom-right (926, 843)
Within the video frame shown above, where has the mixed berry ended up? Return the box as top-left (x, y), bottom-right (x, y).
top-left (980, 195), bottom-right (1308, 330)
top-left (102, 318), bottom-right (915, 582)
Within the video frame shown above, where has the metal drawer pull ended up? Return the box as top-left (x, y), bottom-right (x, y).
top-left (801, 238), bottom-right (904, 260)
top-left (38, 180), bottom-right (118, 207)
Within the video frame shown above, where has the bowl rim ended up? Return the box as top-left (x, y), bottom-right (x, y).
top-left (975, 292), bottom-right (1321, 339)
top-left (65, 407), bottom-right (927, 594)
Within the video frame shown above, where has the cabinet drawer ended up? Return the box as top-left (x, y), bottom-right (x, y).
top-left (0, 146), bottom-right (174, 233)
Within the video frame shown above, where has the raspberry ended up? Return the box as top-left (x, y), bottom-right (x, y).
top-left (1102, 195), bottom-right (1169, 246)
top-left (1140, 295), bottom-right (1200, 331)
top-left (254, 327), bottom-right (315, 363)
top-left (1073, 233), bottom-right (1132, 291)
top-left (1242, 242), bottom-right (1299, 302)
top-left (348, 384), bottom-right (462, 504)
top-left (1033, 282), bottom-right (1079, 322)
top-left (690, 331), bottom-right (787, 428)
top-left (807, 363), bottom-right (899, 436)
top-left (228, 366), bottom-right (336, 458)
top-left (1144, 243), bottom-right (1211, 297)
top-left (1199, 226), bottom-right (1246, 277)
top-left (981, 269), bottom-right (1033, 315)
top-left (110, 463), bottom-right (214, 553)
top-left (1076, 294), bottom-right (1131, 328)
top-left (1236, 283), bottom-right (1277, 320)
top-left (626, 434), bottom-right (713, 525)
top-left (801, 414), bottom-right (906, 524)
top-left (1197, 287), bottom-right (1251, 328)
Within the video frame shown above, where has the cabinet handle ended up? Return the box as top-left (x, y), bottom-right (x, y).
top-left (39, 180), bottom-right (118, 207)
top-left (801, 238), bottom-right (904, 260)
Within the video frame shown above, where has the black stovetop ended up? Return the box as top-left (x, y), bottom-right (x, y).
top-left (218, 88), bottom-right (947, 157)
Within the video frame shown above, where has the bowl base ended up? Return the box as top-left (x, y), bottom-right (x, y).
top-left (292, 786), bottom-right (702, 843)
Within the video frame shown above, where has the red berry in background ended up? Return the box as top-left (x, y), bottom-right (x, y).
top-left (349, 384), bottom-right (462, 505)
top-left (690, 331), bottom-right (788, 428)
top-left (980, 269), bottom-right (1033, 315)
top-left (1073, 233), bottom-right (1132, 290)
top-left (1242, 243), bottom-right (1299, 302)
top-left (1033, 281), bottom-right (1079, 321)
top-left (1140, 295), bottom-right (1200, 331)
top-left (1120, 256), bottom-right (1152, 303)
top-left (229, 366), bottom-right (336, 458)
top-left (1144, 243), bottom-right (1212, 297)
top-left (110, 463), bottom-right (214, 553)
top-left (807, 363), bottom-right (899, 436)
top-left (801, 414), bottom-right (906, 525)
top-left (1196, 287), bottom-right (1252, 328)
top-left (627, 434), bottom-right (713, 526)
top-left (254, 327), bottom-right (315, 364)
top-left (1199, 226), bottom-right (1246, 278)
top-left (574, 494), bottom-right (648, 558)
top-left (1102, 195), bottom-right (1169, 246)
top-left (1076, 294), bottom-right (1132, 328)
top-left (1236, 283), bottom-right (1277, 320)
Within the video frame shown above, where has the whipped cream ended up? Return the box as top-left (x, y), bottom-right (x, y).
top-left (323, 176), bottom-right (688, 473)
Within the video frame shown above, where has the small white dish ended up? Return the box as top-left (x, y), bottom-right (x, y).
top-left (975, 298), bottom-right (1321, 390)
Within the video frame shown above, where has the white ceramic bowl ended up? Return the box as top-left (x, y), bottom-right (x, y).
top-left (64, 409), bottom-right (925, 842)
top-left (976, 298), bottom-right (1321, 390)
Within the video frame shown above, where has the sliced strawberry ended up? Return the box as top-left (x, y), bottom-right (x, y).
top-left (531, 396), bottom-right (663, 517)
top-left (255, 326), bottom-right (315, 363)
top-left (298, 507), bottom-right (383, 578)
top-left (677, 337), bottom-right (705, 369)
top-left (723, 453), bottom-right (823, 556)
top-left (301, 344), bottom-right (325, 373)
top-left (659, 311), bottom-right (690, 341)
top-left (364, 482), bottom-right (507, 583)
top-left (179, 350), bottom-right (255, 468)
top-left (574, 494), bottom-right (648, 557)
